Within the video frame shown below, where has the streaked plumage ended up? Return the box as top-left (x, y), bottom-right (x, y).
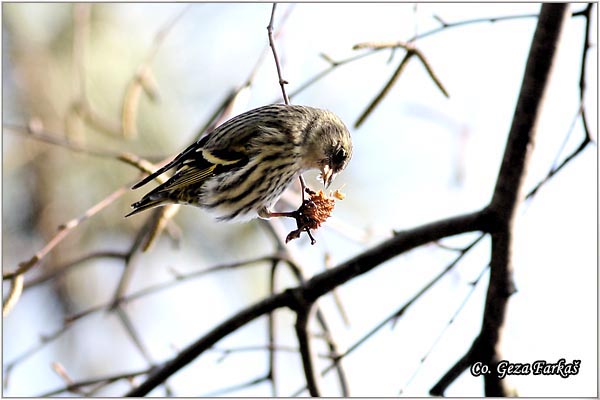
top-left (126, 104), bottom-right (352, 221)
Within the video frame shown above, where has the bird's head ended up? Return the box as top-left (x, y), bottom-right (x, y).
top-left (302, 108), bottom-right (353, 189)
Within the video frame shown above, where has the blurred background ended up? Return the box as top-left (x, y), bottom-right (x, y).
top-left (2, 3), bottom-right (597, 397)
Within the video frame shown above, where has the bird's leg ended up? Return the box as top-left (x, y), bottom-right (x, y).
top-left (258, 176), bottom-right (311, 220)
top-left (298, 174), bottom-right (307, 202)
top-left (258, 207), bottom-right (298, 219)
top-left (304, 227), bottom-right (316, 245)
top-left (259, 178), bottom-right (322, 245)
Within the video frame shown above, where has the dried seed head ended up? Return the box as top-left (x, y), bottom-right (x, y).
top-left (331, 189), bottom-right (346, 200)
top-left (285, 188), bottom-right (343, 244)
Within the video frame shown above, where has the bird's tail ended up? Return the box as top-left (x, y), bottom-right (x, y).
top-left (125, 194), bottom-right (171, 217)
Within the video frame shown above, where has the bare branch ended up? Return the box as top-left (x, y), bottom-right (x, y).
top-left (126, 209), bottom-right (487, 396)
top-left (3, 185), bottom-right (129, 281)
top-left (287, 51), bottom-right (374, 101)
top-left (354, 52), bottom-right (412, 129)
top-left (267, 260), bottom-right (279, 396)
top-left (4, 4), bottom-right (593, 397)
top-left (5, 123), bottom-right (132, 160)
top-left (109, 220), bottom-right (159, 309)
top-left (525, 108), bottom-right (592, 201)
top-left (126, 289), bottom-right (292, 396)
top-left (23, 251), bottom-right (127, 289)
top-left (202, 374), bottom-right (270, 397)
top-left (261, 220), bottom-right (349, 394)
top-left (399, 262), bottom-right (489, 395)
top-left (577, 3), bottom-right (595, 143)
top-left (37, 367), bottom-right (154, 397)
top-left (51, 362), bottom-right (88, 396)
top-left (4, 322), bottom-right (75, 389)
top-left (295, 307), bottom-right (320, 397)
top-left (353, 41), bottom-right (448, 128)
top-left (300, 234), bottom-right (486, 393)
top-left (247, 4), bottom-right (294, 88)
top-left (4, 123), bottom-right (165, 180)
top-left (2, 274), bottom-right (24, 317)
top-left (267, 3), bottom-right (290, 105)
top-left (413, 12), bottom-right (540, 42)
top-left (432, 4), bottom-right (570, 395)
top-left (525, 3), bottom-right (594, 200)
top-left (288, 8), bottom-right (586, 103)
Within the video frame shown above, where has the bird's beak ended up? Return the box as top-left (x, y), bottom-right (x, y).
top-left (320, 164), bottom-right (334, 189)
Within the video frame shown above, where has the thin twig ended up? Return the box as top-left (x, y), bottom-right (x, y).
top-left (267, 3), bottom-right (290, 105)
top-left (5, 123), bottom-right (166, 179)
top-left (287, 51), bottom-right (374, 101)
top-left (295, 307), bottom-right (320, 397)
top-left (354, 41), bottom-right (449, 98)
top-left (201, 375), bottom-right (270, 397)
top-left (313, 310), bottom-right (349, 395)
top-left (51, 362), bottom-right (88, 396)
top-left (4, 322), bottom-right (74, 389)
top-left (141, 204), bottom-right (181, 252)
top-left (2, 184), bottom-right (130, 314)
top-left (37, 367), bottom-right (154, 397)
top-left (261, 220), bottom-right (349, 393)
top-left (412, 12), bottom-right (540, 42)
top-left (399, 263), bottom-right (490, 395)
top-left (525, 106), bottom-right (592, 201)
top-left (109, 220), bottom-right (159, 309)
top-left (63, 255), bottom-right (286, 324)
top-left (577, 3), bottom-right (595, 143)
top-left (353, 41), bottom-right (449, 128)
top-left (355, 52), bottom-right (413, 129)
top-left (116, 307), bottom-right (156, 364)
top-left (525, 4), bottom-right (596, 201)
top-left (285, 11), bottom-right (568, 103)
top-left (210, 344), bottom-right (300, 361)
top-left (246, 4), bottom-right (295, 88)
top-left (268, 260), bottom-right (279, 396)
top-left (2, 274), bottom-right (24, 317)
top-left (5, 123), bottom-right (134, 160)
top-left (3, 185), bottom-right (129, 281)
top-left (23, 251), bottom-right (128, 289)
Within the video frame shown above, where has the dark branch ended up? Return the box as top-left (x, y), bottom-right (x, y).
top-left (431, 4), bottom-right (570, 395)
top-left (126, 209), bottom-right (487, 396)
top-left (295, 307), bottom-right (320, 396)
top-left (126, 290), bottom-right (292, 396)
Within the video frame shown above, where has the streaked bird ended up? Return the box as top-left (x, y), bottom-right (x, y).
top-left (126, 104), bottom-right (352, 221)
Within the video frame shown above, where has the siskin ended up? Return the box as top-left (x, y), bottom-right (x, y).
top-left (126, 104), bottom-right (352, 221)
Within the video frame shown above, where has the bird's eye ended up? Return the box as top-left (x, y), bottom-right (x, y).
top-left (331, 147), bottom-right (347, 167)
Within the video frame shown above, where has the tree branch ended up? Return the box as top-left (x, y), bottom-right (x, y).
top-left (295, 306), bottom-right (320, 396)
top-left (352, 40), bottom-right (449, 128)
top-left (125, 209), bottom-right (487, 396)
top-left (267, 3), bottom-right (290, 105)
top-left (431, 4), bottom-right (570, 395)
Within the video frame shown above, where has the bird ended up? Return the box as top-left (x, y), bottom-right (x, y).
top-left (126, 104), bottom-right (352, 221)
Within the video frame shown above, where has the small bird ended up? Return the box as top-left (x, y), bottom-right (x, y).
top-left (126, 104), bottom-right (352, 221)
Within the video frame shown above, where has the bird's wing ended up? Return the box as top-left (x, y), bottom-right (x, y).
top-left (140, 145), bottom-right (249, 199)
top-left (131, 135), bottom-right (211, 190)
top-left (132, 111), bottom-right (261, 190)
top-left (164, 147), bottom-right (247, 191)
